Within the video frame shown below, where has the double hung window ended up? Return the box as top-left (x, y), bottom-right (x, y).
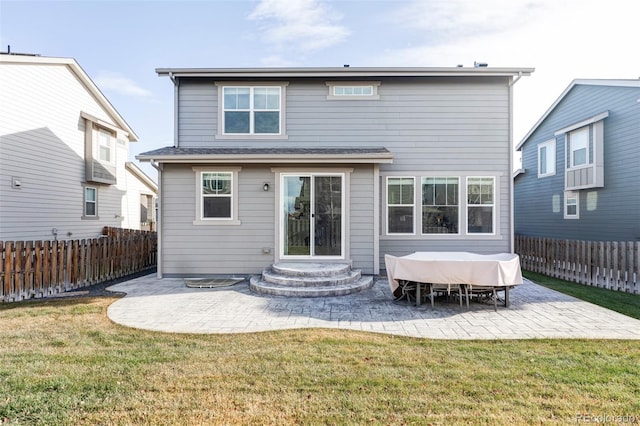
top-left (194, 167), bottom-right (241, 225)
top-left (84, 186), bottom-right (97, 218)
top-left (467, 177), bottom-right (495, 234)
top-left (568, 127), bottom-right (589, 168)
top-left (223, 86), bottom-right (281, 134)
top-left (201, 172), bottom-right (233, 219)
top-left (564, 191), bottom-right (579, 219)
top-left (385, 175), bottom-right (497, 236)
top-left (386, 177), bottom-right (415, 234)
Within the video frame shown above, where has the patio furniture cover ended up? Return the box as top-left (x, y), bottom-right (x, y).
top-left (385, 252), bottom-right (523, 297)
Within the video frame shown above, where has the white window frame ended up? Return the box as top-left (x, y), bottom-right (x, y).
top-left (567, 127), bottom-right (589, 169)
top-left (537, 139), bottom-right (556, 177)
top-left (385, 176), bottom-right (416, 235)
top-left (83, 186), bottom-right (98, 219)
top-left (192, 167), bottom-right (241, 225)
top-left (95, 127), bottom-right (116, 166)
top-left (326, 81), bottom-right (380, 100)
top-left (466, 176), bottom-right (495, 235)
top-left (216, 83), bottom-right (288, 139)
top-left (421, 176), bottom-right (460, 235)
top-left (564, 191), bottom-right (579, 219)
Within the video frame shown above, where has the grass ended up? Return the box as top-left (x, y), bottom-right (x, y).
top-left (524, 271), bottom-right (640, 320)
top-left (1, 296), bottom-right (639, 424)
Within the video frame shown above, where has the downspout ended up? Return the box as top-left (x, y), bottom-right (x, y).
top-left (150, 159), bottom-right (163, 278)
top-left (169, 72), bottom-right (179, 147)
top-left (507, 72), bottom-right (523, 253)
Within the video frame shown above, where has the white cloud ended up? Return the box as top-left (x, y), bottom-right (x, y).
top-left (93, 71), bottom-right (153, 98)
top-left (379, 0), bottom-right (640, 142)
top-left (249, 0), bottom-right (350, 52)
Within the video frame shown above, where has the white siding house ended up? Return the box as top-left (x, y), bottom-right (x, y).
top-left (0, 54), bottom-right (152, 241)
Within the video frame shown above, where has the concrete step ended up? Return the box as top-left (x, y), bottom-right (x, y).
top-left (271, 262), bottom-right (352, 277)
top-left (249, 262), bottom-right (374, 297)
top-left (249, 274), bottom-right (374, 297)
top-left (261, 268), bottom-right (361, 287)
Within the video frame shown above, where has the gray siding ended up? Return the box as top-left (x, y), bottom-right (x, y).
top-left (160, 163), bottom-right (376, 276)
top-left (515, 84), bottom-right (640, 241)
top-left (161, 75), bottom-right (515, 275)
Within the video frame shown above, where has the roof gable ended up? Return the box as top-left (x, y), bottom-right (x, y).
top-left (516, 79), bottom-right (640, 150)
top-left (0, 54), bottom-right (138, 141)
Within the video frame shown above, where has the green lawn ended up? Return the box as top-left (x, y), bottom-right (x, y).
top-left (524, 270), bottom-right (640, 320)
top-left (1, 296), bottom-right (639, 425)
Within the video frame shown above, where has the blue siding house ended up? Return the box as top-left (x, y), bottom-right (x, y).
top-left (514, 79), bottom-right (640, 241)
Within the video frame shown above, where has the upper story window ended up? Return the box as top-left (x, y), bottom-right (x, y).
top-left (81, 112), bottom-right (123, 185)
top-left (326, 81), bottom-right (380, 100)
top-left (218, 85), bottom-right (287, 136)
top-left (568, 127), bottom-right (589, 168)
top-left (96, 128), bottom-right (116, 165)
top-left (537, 139), bottom-right (556, 177)
top-left (555, 111), bottom-right (608, 190)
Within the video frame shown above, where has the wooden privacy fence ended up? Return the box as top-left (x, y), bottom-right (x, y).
top-left (515, 235), bottom-right (639, 294)
top-left (1, 227), bottom-right (157, 302)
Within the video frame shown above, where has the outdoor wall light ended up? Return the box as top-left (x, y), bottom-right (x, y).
top-left (263, 183), bottom-right (270, 191)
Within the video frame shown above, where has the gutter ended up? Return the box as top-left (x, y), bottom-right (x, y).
top-left (508, 71), bottom-right (525, 254)
top-left (169, 72), bottom-right (179, 148)
top-left (150, 160), bottom-right (163, 279)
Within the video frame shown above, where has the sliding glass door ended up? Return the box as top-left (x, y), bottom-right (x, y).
top-left (282, 174), bottom-right (343, 257)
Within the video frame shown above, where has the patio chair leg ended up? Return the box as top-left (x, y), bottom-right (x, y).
top-left (429, 284), bottom-right (435, 308)
top-left (493, 287), bottom-right (497, 312)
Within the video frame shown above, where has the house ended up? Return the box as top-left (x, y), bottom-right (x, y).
top-left (124, 162), bottom-right (158, 231)
top-left (0, 53), bottom-right (155, 241)
top-left (514, 79), bottom-right (640, 241)
top-left (137, 66), bottom-right (533, 283)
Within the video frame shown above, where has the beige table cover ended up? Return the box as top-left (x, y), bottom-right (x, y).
top-left (385, 252), bottom-right (523, 296)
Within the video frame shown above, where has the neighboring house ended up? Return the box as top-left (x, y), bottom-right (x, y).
top-left (0, 53), bottom-right (152, 241)
top-left (514, 79), bottom-right (640, 241)
top-left (137, 66), bottom-right (533, 278)
top-left (124, 162), bottom-right (158, 231)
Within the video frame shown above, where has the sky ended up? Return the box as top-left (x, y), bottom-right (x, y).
top-left (1, 0), bottom-right (639, 181)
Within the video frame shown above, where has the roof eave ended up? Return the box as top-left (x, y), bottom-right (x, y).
top-left (156, 67), bottom-right (534, 79)
top-left (1, 54), bottom-right (139, 141)
top-left (136, 153), bottom-right (394, 164)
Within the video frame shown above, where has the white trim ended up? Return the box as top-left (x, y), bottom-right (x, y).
top-left (516, 77), bottom-right (630, 149)
top-left (215, 82), bottom-right (289, 139)
top-left (0, 56), bottom-right (138, 141)
top-left (554, 111), bottom-right (609, 136)
top-left (192, 166), bottom-right (241, 225)
top-left (537, 139), bottom-right (556, 178)
top-left (564, 191), bottom-right (580, 219)
top-left (466, 176), bottom-right (496, 235)
top-left (385, 176), bottom-right (416, 236)
top-left (326, 81), bottom-right (381, 100)
top-left (277, 171), bottom-right (348, 260)
top-left (420, 176), bottom-right (461, 235)
top-left (82, 185), bottom-right (99, 219)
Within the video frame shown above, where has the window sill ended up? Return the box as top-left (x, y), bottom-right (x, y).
top-left (215, 134), bottom-right (289, 140)
top-left (193, 219), bottom-right (241, 226)
top-left (82, 215), bottom-right (100, 220)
